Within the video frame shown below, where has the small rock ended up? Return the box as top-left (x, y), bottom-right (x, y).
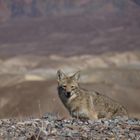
top-left (129, 133), bottom-right (135, 139)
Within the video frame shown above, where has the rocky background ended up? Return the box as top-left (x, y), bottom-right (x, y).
top-left (0, 0), bottom-right (140, 139)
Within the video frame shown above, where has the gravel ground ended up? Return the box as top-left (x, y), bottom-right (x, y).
top-left (0, 113), bottom-right (140, 140)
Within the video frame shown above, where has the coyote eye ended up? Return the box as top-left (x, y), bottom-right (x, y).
top-left (62, 85), bottom-right (66, 88)
top-left (71, 85), bottom-right (75, 89)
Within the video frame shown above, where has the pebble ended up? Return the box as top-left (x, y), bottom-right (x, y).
top-left (0, 114), bottom-right (140, 140)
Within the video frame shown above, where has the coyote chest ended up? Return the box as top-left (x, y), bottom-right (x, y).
top-left (57, 70), bottom-right (128, 120)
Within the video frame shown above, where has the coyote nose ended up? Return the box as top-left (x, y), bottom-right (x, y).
top-left (65, 92), bottom-right (71, 98)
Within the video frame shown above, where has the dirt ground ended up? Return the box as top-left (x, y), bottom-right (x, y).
top-left (0, 71), bottom-right (140, 119)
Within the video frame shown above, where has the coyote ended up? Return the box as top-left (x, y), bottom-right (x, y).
top-left (57, 70), bottom-right (128, 120)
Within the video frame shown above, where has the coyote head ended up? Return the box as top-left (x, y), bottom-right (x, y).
top-left (57, 70), bottom-right (80, 99)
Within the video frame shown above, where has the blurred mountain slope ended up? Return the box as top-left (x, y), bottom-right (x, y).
top-left (0, 0), bottom-right (140, 20)
top-left (0, 0), bottom-right (140, 56)
top-left (0, 52), bottom-right (140, 118)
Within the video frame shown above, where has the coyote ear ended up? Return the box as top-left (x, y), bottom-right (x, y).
top-left (72, 71), bottom-right (80, 81)
top-left (57, 70), bottom-right (66, 81)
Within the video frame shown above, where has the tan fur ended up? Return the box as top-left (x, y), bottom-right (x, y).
top-left (57, 70), bottom-right (128, 120)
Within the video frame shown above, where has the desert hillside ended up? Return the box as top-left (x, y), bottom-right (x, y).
top-left (0, 52), bottom-right (140, 119)
top-left (0, 0), bottom-right (140, 20)
top-left (0, 0), bottom-right (140, 57)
